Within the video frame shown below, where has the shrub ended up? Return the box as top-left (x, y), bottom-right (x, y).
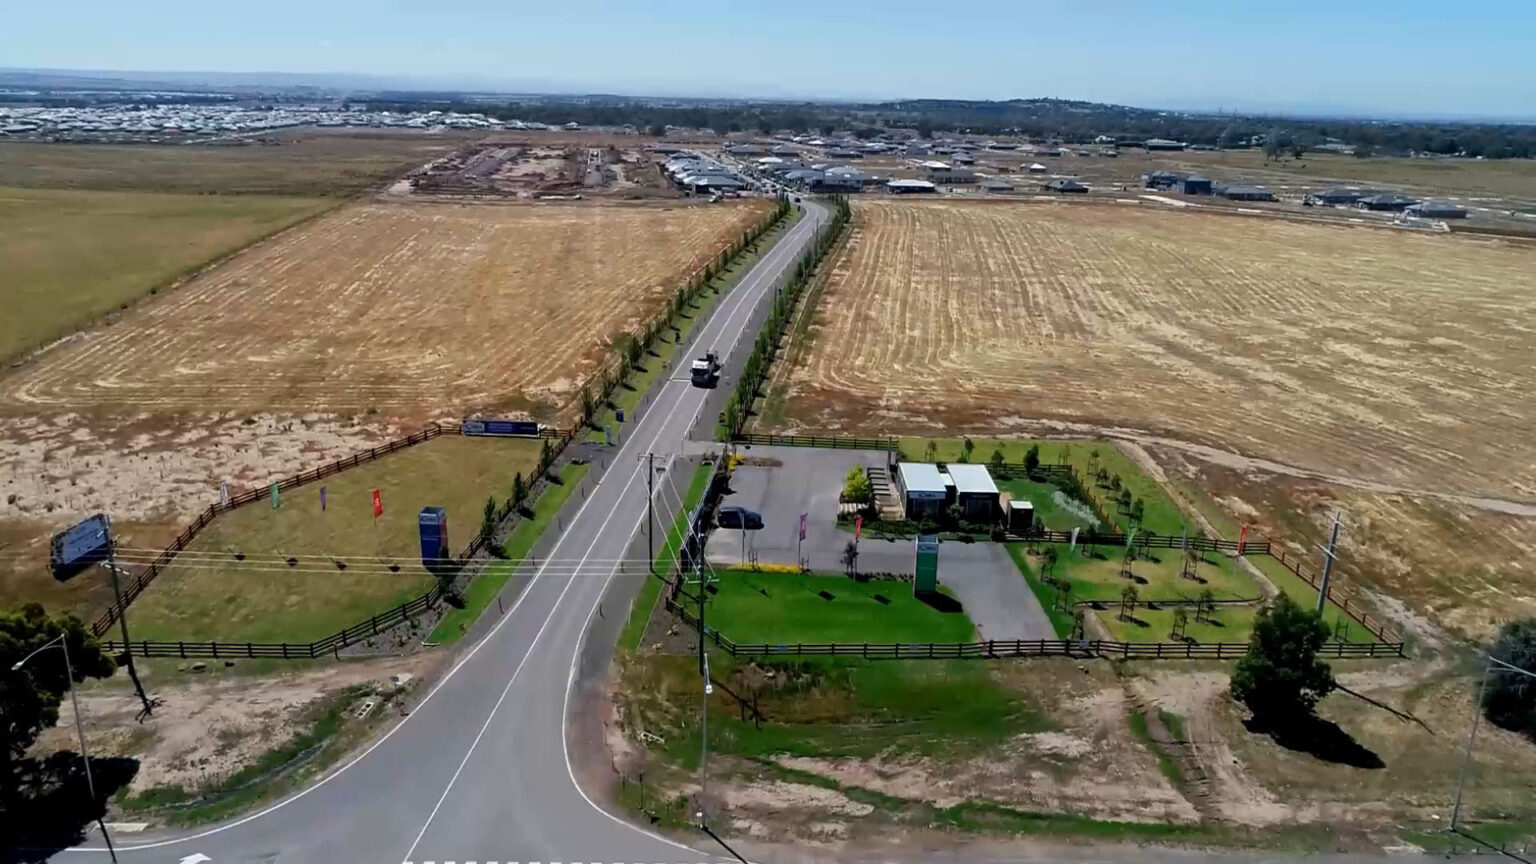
top-left (1483, 618), bottom-right (1536, 739)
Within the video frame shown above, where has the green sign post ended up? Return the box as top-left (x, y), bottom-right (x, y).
top-left (914, 534), bottom-right (939, 594)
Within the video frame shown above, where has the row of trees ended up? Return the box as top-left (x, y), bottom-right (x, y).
top-left (723, 195), bottom-right (852, 437)
top-left (467, 202), bottom-right (793, 584)
top-left (574, 196), bottom-right (791, 439)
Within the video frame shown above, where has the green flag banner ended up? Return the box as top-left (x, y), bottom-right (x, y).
top-left (270, 482), bottom-right (281, 509)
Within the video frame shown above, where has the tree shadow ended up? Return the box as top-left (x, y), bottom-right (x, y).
top-left (1245, 714), bottom-right (1385, 769)
top-left (2, 753), bottom-right (140, 864)
top-left (916, 590), bottom-right (964, 614)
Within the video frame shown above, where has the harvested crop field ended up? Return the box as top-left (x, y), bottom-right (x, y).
top-left (0, 199), bottom-right (767, 423)
top-left (775, 199), bottom-right (1536, 501)
top-left (0, 197), bottom-right (766, 622)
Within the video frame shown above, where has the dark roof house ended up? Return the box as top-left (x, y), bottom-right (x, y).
top-left (1406, 200), bottom-right (1468, 219)
top-left (1218, 184), bottom-right (1275, 201)
top-left (1358, 193), bottom-right (1421, 211)
top-left (1044, 178), bottom-right (1088, 193)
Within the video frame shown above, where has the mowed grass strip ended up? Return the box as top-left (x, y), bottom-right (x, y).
top-left (130, 436), bottom-right (540, 644)
top-left (702, 569), bottom-right (975, 646)
top-left (429, 461), bottom-right (591, 644)
top-left (0, 186), bottom-right (329, 362)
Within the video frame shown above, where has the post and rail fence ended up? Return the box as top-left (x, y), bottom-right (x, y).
top-left (665, 596), bottom-right (1405, 661)
top-left (733, 431), bottom-right (1401, 645)
top-left (86, 205), bottom-right (792, 646)
top-left (91, 421), bottom-right (571, 638)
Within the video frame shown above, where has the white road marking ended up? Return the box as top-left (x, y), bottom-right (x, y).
top-left (557, 204), bottom-right (824, 858)
top-left (394, 216), bottom-right (824, 861)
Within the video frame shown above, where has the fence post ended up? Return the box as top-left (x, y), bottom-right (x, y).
top-left (212, 642), bottom-right (219, 659)
top-left (1123, 642), bottom-right (1129, 661)
top-left (179, 641), bottom-right (186, 659)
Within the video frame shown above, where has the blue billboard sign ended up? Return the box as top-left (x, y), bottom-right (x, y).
top-left (50, 514), bottom-right (113, 581)
top-left (418, 507), bottom-right (449, 564)
top-left (461, 418), bottom-right (541, 438)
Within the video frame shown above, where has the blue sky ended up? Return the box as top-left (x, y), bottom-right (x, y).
top-left (7, 0), bottom-right (1535, 119)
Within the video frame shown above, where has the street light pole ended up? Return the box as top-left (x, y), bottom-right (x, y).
top-left (12, 634), bottom-right (118, 863)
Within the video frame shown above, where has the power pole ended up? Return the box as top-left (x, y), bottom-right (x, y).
top-left (698, 559), bottom-right (711, 821)
top-left (646, 452), bottom-right (656, 575)
top-left (1315, 511), bottom-right (1343, 615)
top-left (1451, 654), bottom-right (1536, 832)
top-left (104, 541), bottom-right (153, 717)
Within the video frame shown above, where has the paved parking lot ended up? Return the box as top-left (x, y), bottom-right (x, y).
top-left (704, 444), bottom-right (1055, 640)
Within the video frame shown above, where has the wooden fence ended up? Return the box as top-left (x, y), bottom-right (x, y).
top-left (733, 432), bottom-right (898, 452)
top-left (667, 599), bottom-right (1404, 661)
top-left (734, 431), bottom-right (1403, 645)
top-left (91, 422), bottom-right (566, 638)
top-left (103, 583), bottom-right (444, 659)
top-left (88, 204), bottom-right (790, 648)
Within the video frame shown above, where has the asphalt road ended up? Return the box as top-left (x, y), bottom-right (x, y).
top-left (51, 201), bottom-right (829, 864)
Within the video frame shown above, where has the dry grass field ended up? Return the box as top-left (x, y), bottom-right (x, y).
top-left (777, 199), bottom-right (1536, 501)
top-left (0, 186), bottom-right (330, 363)
top-left (0, 199), bottom-right (768, 423)
top-left (0, 196), bottom-right (765, 625)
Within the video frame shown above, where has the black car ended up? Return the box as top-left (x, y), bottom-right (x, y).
top-left (716, 505), bottom-right (763, 531)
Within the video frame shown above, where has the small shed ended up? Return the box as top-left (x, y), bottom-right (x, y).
top-left (947, 464), bottom-right (1000, 522)
top-left (1007, 500), bottom-right (1035, 534)
top-left (896, 462), bottom-right (948, 519)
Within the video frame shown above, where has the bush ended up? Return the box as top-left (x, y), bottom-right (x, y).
top-left (1484, 618), bottom-right (1536, 738)
top-left (1231, 596), bottom-right (1336, 724)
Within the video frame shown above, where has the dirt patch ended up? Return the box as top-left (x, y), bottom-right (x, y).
top-left (31, 654), bottom-right (431, 794)
top-left (1155, 449), bottom-right (1536, 641)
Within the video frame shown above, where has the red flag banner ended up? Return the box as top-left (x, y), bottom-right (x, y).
top-left (855, 515), bottom-right (863, 542)
top-left (372, 489), bottom-right (383, 518)
top-left (1238, 523), bottom-right (1249, 555)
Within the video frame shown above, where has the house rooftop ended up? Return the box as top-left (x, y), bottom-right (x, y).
top-left (898, 462), bottom-right (947, 495)
top-left (946, 464), bottom-right (999, 496)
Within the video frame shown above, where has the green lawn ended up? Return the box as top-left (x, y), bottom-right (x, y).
top-left (430, 461), bottom-right (592, 643)
top-left (635, 653), bottom-right (1049, 766)
top-left (897, 438), bottom-right (1188, 535)
top-left (996, 476), bottom-right (1100, 531)
top-left (619, 461), bottom-right (716, 651)
top-left (589, 210), bottom-right (797, 444)
top-left (131, 436), bottom-right (541, 644)
top-left (0, 186), bottom-right (331, 362)
top-left (700, 569), bottom-right (975, 645)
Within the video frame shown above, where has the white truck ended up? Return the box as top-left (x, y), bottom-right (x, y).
top-left (690, 350), bottom-right (720, 387)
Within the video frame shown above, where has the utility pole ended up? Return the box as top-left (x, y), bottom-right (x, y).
top-left (698, 559), bottom-right (711, 821)
top-left (1451, 654), bottom-right (1536, 833)
top-left (646, 452), bottom-right (656, 575)
top-left (104, 524), bottom-right (153, 717)
top-left (1315, 510), bottom-right (1343, 615)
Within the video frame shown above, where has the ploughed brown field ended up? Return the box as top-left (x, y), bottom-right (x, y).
top-left (775, 199), bottom-right (1536, 501)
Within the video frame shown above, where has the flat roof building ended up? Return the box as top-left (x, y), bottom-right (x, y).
top-left (887, 178), bottom-right (938, 194)
top-left (946, 464), bottom-right (1000, 522)
top-left (896, 462), bottom-right (948, 520)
